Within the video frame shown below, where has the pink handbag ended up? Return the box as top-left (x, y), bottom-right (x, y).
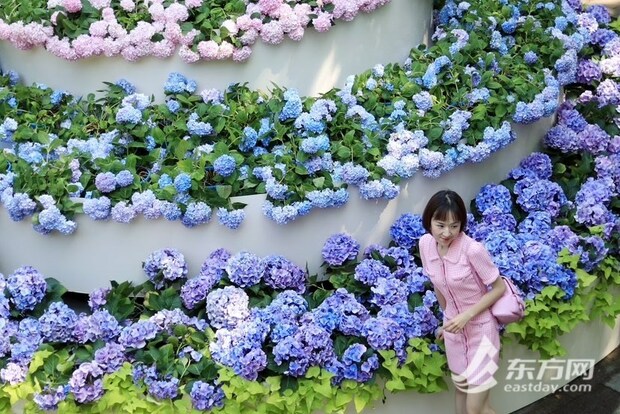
top-left (491, 276), bottom-right (525, 324)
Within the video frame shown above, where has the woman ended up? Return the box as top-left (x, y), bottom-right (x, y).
top-left (419, 190), bottom-right (505, 414)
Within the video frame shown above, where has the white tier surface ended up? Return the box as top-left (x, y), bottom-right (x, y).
top-left (0, 117), bottom-right (553, 293)
top-left (0, 0), bottom-right (432, 100)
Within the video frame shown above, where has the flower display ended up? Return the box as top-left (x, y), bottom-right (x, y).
top-left (0, 0), bottom-right (618, 413)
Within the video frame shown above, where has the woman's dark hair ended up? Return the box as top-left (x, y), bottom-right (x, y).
top-left (422, 190), bottom-right (467, 233)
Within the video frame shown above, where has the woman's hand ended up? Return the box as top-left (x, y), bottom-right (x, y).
top-left (443, 312), bottom-right (473, 333)
top-left (435, 326), bottom-right (444, 340)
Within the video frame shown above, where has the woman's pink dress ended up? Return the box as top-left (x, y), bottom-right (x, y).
top-left (419, 232), bottom-right (500, 391)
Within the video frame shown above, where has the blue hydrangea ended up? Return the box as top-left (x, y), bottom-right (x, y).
top-left (279, 89), bottom-right (303, 121)
top-left (164, 72), bottom-right (197, 94)
top-left (475, 184), bottom-right (513, 215)
top-left (187, 113), bottom-right (214, 136)
top-left (226, 252), bottom-right (262, 287)
top-left (39, 302), bottom-right (78, 343)
top-left (273, 321), bottom-right (334, 377)
top-left (370, 277), bottom-right (409, 307)
top-left (94, 172), bottom-right (117, 194)
top-left (206, 286), bottom-right (250, 329)
top-left (115, 105), bottom-right (142, 124)
top-left (312, 288), bottom-right (369, 336)
top-left (4, 193), bottom-right (37, 221)
top-left (213, 155), bottom-right (236, 177)
top-left (181, 201), bottom-right (212, 227)
top-left (300, 134), bottom-right (330, 154)
top-left (354, 259), bottom-right (391, 286)
top-left (94, 343), bottom-right (126, 374)
top-left (389, 213), bottom-right (425, 249)
top-left (216, 207), bottom-right (245, 229)
top-left (115, 170), bottom-right (133, 187)
top-left (173, 173), bottom-right (192, 193)
top-left (7, 266), bottom-right (47, 312)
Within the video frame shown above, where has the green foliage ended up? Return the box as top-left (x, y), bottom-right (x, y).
top-left (379, 338), bottom-right (448, 394)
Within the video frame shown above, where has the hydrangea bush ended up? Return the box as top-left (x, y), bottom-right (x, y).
top-left (0, 0), bottom-right (391, 62)
top-left (0, 0), bottom-right (593, 233)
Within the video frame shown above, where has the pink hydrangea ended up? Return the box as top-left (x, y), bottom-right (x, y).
top-left (294, 4), bottom-right (312, 26)
top-left (152, 39), bottom-right (176, 58)
top-left (119, 0), bottom-right (136, 12)
top-left (164, 3), bottom-right (189, 23)
top-left (312, 12), bottom-right (333, 32)
top-left (89, 0), bottom-right (112, 10)
top-left (333, 0), bottom-right (359, 21)
top-left (62, 0), bottom-right (83, 14)
top-left (181, 28), bottom-right (199, 46)
top-left (148, 3), bottom-right (166, 21)
top-left (185, 0), bottom-right (203, 9)
top-left (278, 5), bottom-right (299, 32)
top-left (121, 43), bottom-right (151, 61)
top-left (178, 45), bottom-right (200, 63)
top-left (101, 7), bottom-right (116, 22)
top-left (103, 37), bottom-right (123, 56)
top-left (73, 34), bottom-right (104, 58)
top-left (89, 21), bottom-right (109, 37)
top-left (239, 29), bottom-right (259, 46)
top-left (232, 46), bottom-right (252, 62)
top-left (163, 22), bottom-right (183, 43)
top-left (360, 0), bottom-right (391, 13)
top-left (0, 21), bottom-right (10, 40)
top-left (258, 0), bottom-right (283, 17)
top-left (47, 37), bottom-right (78, 60)
top-left (288, 26), bottom-right (304, 42)
top-left (107, 22), bottom-right (127, 39)
top-left (128, 21), bottom-right (156, 43)
top-left (235, 15), bottom-right (254, 31)
top-left (198, 40), bottom-right (219, 60)
top-left (217, 41), bottom-right (234, 60)
top-left (260, 21), bottom-right (284, 44)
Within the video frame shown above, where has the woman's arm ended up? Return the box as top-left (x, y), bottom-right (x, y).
top-left (442, 276), bottom-right (506, 333)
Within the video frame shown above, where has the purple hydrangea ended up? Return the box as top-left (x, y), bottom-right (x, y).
top-left (181, 201), bottom-right (212, 227)
top-left (370, 277), bottom-right (409, 307)
top-left (321, 233), bottom-right (360, 266)
top-left (33, 385), bottom-right (69, 411)
top-left (147, 376), bottom-right (180, 400)
top-left (69, 362), bottom-right (104, 404)
top-left (260, 255), bottom-right (307, 293)
top-left (514, 178), bottom-right (568, 217)
top-left (94, 342), bottom-right (126, 373)
top-left (83, 197), bottom-right (111, 220)
top-left (190, 381), bottom-right (225, 411)
top-left (118, 320), bottom-right (159, 349)
top-left (142, 248), bottom-right (188, 289)
top-left (88, 287), bottom-right (110, 311)
top-left (312, 288), bottom-right (370, 336)
top-left (273, 321), bottom-right (334, 377)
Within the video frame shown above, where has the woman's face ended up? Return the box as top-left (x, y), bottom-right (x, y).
top-left (430, 212), bottom-right (461, 249)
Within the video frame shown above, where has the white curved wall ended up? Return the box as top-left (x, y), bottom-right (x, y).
top-left (0, 118), bottom-right (552, 293)
top-left (0, 0), bottom-right (432, 100)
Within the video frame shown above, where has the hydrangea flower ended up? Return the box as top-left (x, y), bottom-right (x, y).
top-left (321, 233), bottom-right (360, 266)
top-left (142, 248), bottom-right (188, 289)
top-left (260, 255), bottom-right (306, 293)
top-left (389, 213), bottom-right (425, 249)
top-left (191, 381), bottom-right (225, 411)
top-left (206, 286), bottom-right (250, 329)
top-left (6, 266), bottom-right (47, 312)
top-left (226, 251), bottom-right (262, 287)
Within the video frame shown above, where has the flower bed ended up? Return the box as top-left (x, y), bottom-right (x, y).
top-left (0, 0), bottom-right (619, 413)
top-left (0, 0), bottom-right (430, 99)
